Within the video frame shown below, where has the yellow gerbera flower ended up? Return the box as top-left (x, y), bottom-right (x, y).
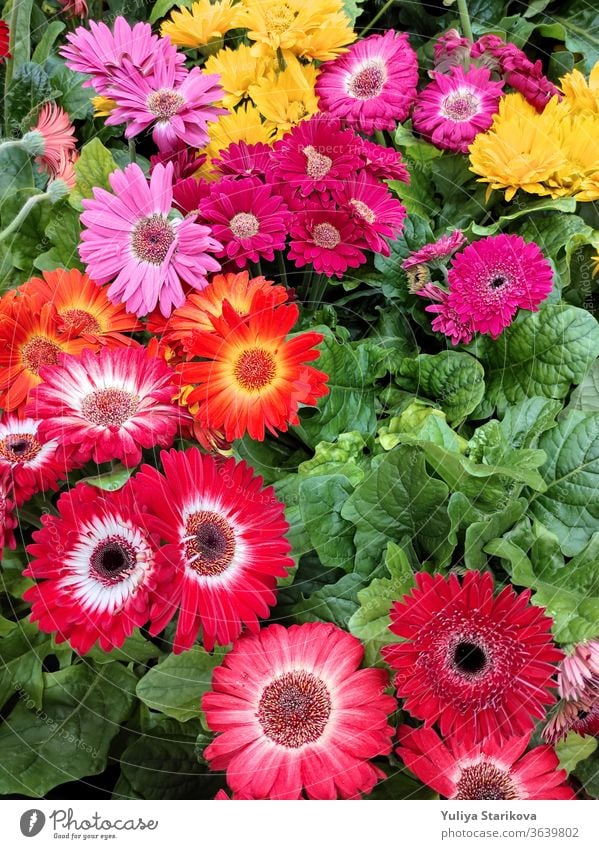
top-left (469, 93), bottom-right (567, 201)
top-left (295, 11), bottom-right (355, 61)
top-left (591, 255), bottom-right (599, 277)
top-left (560, 62), bottom-right (599, 115)
top-left (92, 96), bottom-right (116, 117)
top-left (249, 58), bottom-right (319, 137)
top-left (575, 172), bottom-right (599, 202)
top-left (204, 45), bottom-right (270, 110)
top-left (161, 0), bottom-right (238, 48)
top-left (196, 103), bottom-right (276, 179)
top-left (547, 113), bottom-right (599, 196)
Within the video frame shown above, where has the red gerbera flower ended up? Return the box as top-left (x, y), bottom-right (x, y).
top-left (178, 301), bottom-right (328, 441)
top-left (24, 482), bottom-right (167, 654)
top-left (0, 468), bottom-right (17, 559)
top-left (200, 176), bottom-right (289, 268)
top-left (27, 346), bottom-right (181, 468)
top-left (0, 20), bottom-right (11, 62)
top-left (133, 448), bottom-right (294, 653)
top-left (397, 725), bottom-right (574, 800)
top-left (202, 622), bottom-right (396, 799)
top-left (382, 571), bottom-right (562, 741)
top-left (288, 205), bottom-right (367, 278)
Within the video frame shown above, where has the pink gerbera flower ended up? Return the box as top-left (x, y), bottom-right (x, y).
top-left (26, 347), bottom-right (182, 468)
top-left (29, 102), bottom-right (77, 177)
top-left (497, 44), bottom-right (560, 111)
top-left (334, 172), bottom-right (406, 256)
top-left (412, 66), bottom-right (504, 154)
top-left (202, 622), bottom-right (396, 799)
top-left (418, 283), bottom-right (476, 345)
top-left (447, 234), bottom-right (554, 338)
top-left (172, 176), bottom-right (210, 216)
top-left (132, 448), bottom-right (293, 652)
top-left (402, 230), bottom-right (466, 270)
top-left (212, 141), bottom-right (273, 180)
top-left (0, 414), bottom-right (72, 505)
top-left (397, 726), bottom-right (574, 800)
top-left (0, 468), bottom-right (17, 559)
top-left (558, 640), bottom-right (599, 702)
top-left (358, 138), bottom-right (410, 183)
top-left (24, 482), bottom-right (169, 654)
top-left (432, 29), bottom-right (471, 73)
top-left (316, 31), bottom-right (419, 135)
top-left (543, 698), bottom-right (598, 744)
top-left (150, 147), bottom-right (205, 180)
top-left (200, 176), bottom-right (289, 268)
top-left (106, 58), bottom-right (225, 153)
top-left (382, 571), bottom-right (562, 741)
top-left (80, 162), bottom-right (221, 318)
top-left (271, 116), bottom-right (362, 203)
top-left (60, 16), bottom-right (185, 94)
top-left (288, 206), bottom-right (366, 278)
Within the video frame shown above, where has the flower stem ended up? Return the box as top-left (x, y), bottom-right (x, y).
top-left (374, 129), bottom-right (387, 147)
top-left (276, 250), bottom-right (288, 289)
top-left (308, 272), bottom-right (328, 309)
top-left (128, 138), bottom-right (137, 164)
top-left (249, 259), bottom-right (263, 278)
top-left (456, 0), bottom-right (474, 42)
top-left (360, 0), bottom-right (396, 37)
top-left (276, 46), bottom-right (287, 72)
top-left (0, 192), bottom-right (50, 242)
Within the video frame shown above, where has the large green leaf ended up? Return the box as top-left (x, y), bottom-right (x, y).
top-left (569, 360), bottom-right (599, 412)
top-left (69, 139), bottom-right (118, 211)
top-left (34, 200), bottom-right (84, 271)
top-left (399, 351), bottom-right (485, 424)
top-left (539, 0), bottom-right (599, 73)
top-left (293, 572), bottom-right (364, 629)
top-left (6, 62), bottom-right (51, 128)
top-left (557, 734), bottom-right (597, 774)
top-left (299, 474), bottom-right (356, 571)
top-left (0, 619), bottom-right (52, 712)
top-left (0, 662), bottom-right (136, 796)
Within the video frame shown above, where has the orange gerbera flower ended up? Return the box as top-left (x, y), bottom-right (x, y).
top-left (0, 291), bottom-right (95, 411)
top-left (162, 271), bottom-right (289, 354)
top-left (21, 268), bottom-right (140, 345)
top-left (178, 301), bottom-right (328, 441)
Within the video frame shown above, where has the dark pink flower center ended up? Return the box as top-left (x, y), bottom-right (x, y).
top-left (302, 145), bottom-right (332, 179)
top-left (90, 535), bottom-right (136, 586)
top-left (229, 212), bottom-right (260, 239)
top-left (0, 433), bottom-right (40, 464)
top-left (348, 61), bottom-right (386, 100)
top-left (350, 198), bottom-right (376, 224)
top-left (440, 89), bottom-right (481, 121)
top-left (311, 221), bottom-right (340, 249)
top-left (185, 509), bottom-right (236, 576)
top-left (60, 308), bottom-right (101, 333)
top-left (21, 335), bottom-right (61, 375)
top-left (146, 88), bottom-right (186, 120)
top-left (455, 762), bottom-right (519, 800)
top-left (131, 214), bottom-right (176, 265)
top-left (258, 670), bottom-right (331, 748)
top-left (81, 388), bottom-right (139, 426)
top-left (234, 347), bottom-right (277, 391)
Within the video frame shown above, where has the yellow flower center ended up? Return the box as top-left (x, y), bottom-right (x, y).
top-left (229, 212), bottom-right (260, 239)
top-left (455, 762), bottom-right (519, 800)
top-left (60, 308), bottom-right (101, 333)
top-left (350, 198), bottom-right (376, 224)
top-left (265, 3), bottom-right (297, 35)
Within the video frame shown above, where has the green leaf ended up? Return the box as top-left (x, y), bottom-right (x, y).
top-left (348, 542), bottom-right (414, 666)
top-left (34, 200), bottom-right (83, 271)
top-left (399, 351), bottom-right (485, 424)
top-left (6, 62), bottom-right (51, 127)
top-left (0, 619), bottom-right (52, 712)
top-left (470, 198), bottom-right (577, 238)
top-left (298, 431), bottom-right (368, 486)
top-left (498, 397), bottom-right (562, 449)
top-left (0, 662), bottom-right (136, 796)
top-left (575, 751), bottom-right (599, 797)
top-left (136, 646), bottom-right (227, 722)
top-left (299, 474), bottom-right (356, 571)
top-left (31, 22), bottom-right (66, 64)
top-left (378, 408), bottom-right (468, 453)
top-left (81, 464), bottom-right (135, 492)
top-left (374, 214), bottom-right (435, 283)
top-left (0, 188), bottom-right (52, 274)
top-left (539, 1), bottom-right (599, 73)
top-left (464, 499), bottom-right (528, 570)
top-left (472, 305), bottom-right (599, 416)
top-left (0, 144), bottom-right (34, 207)
top-left (69, 139), bottom-right (118, 211)
top-left (4, 0), bottom-right (34, 86)
top-left (149, 0), bottom-right (194, 25)
top-left (86, 631), bottom-right (162, 665)
top-left (293, 572), bottom-right (364, 628)
top-left (569, 360), bottom-right (599, 412)
top-left (530, 412), bottom-right (599, 556)
top-left (341, 445), bottom-right (451, 573)
top-left (557, 733), bottom-right (598, 774)
top-left (45, 59), bottom-right (93, 121)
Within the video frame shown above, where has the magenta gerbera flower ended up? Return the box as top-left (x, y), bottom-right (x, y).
top-left (447, 234), bottom-right (554, 338)
top-left (402, 230), bottom-right (466, 270)
top-left (60, 16), bottom-right (185, 95)
top-left (288, 206), bottom-right (366, 279)
top-left (79, 162), bottom-right (221, 318)
top-left (382, 571), bottom-right (562, 741)
top-left (419, 283), bottom-right (475, 346)
top-left (24, 482), bottom-right (169, 654)
top-left (412, 66), bottom-right (504, 154)
top-left (316, 31), bottom-right (419, 135)
top-left (0, 468), bottom-right (17, 559)
top-left (106, 57), bottom-right (225, 152)
top-left (0, 414), bottom-right (72, 505)
top-left (212, 141), bottom-right (273, 180)
top-left (172, 176), bottom-right (210, 216)
top-left (200, 176), bottom-right (289, 269)
top-left (358, 138), bottom-right (410, 183)
top-left (26, 347), bottom-right (182, 468)
top-left (271, 116), bottom-right (362, 204)
top-left (334, 172), bottom-right (406, 256)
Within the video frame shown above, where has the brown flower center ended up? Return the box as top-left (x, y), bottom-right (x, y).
top-left (81, 388), bottom-right (139, 426)
top-left (21, 336), bottom-right (61, 375)
top-left (258, 670), bottom-right (331, 748)
top-left (311, 221), bottom-right (340, 249)
top-left (234, 348), bottom-right (277, 391)
top-left (229, 212), bottom-right (260, 239)
top-left (146, 88), bottom-right (186, 120)
top-left (90, 536), bottom-right (137, 586)
top-left (347, 62), bottom-right (386, 100)
top-left (0, 433), bottom-right (41, 464)
top-left (455, 762), bottom-right (519, 800)
top-left (131, 214), bottom-right (176, 265)
top-left (184, 510), bottom-right (236, 576)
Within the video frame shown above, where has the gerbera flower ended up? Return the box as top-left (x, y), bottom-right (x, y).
top-left (334, 172), bottom-right (406, 256)
top-left (200, 176), bottom-right (289, 268)
top-left (500, 45), bottom-right (560, 111)
top-left (412, 66), bottom-right (504, 154)
top-left (432, 29), bottom-right (470, 73)
top-left (397, 726), bottom-right (574, 800)
top-left (162, 271), bottom-right (288, 353)
top-left (52, 149), bottom-right (79, 192)
top-left (61, 16), bottom-right (185, 95)
top-left (447, 234), bottom-right (553, 338)
top-left (419, 284), bottom-right (475, 346)
top-left (24, 482), bottom-right (167, 654)
top-left (542, 698), bottom-right (599, 744)
top-left (271, 115), bottom-right (363, 203)
top-left (382, 571), bottom-right (562, 741)
top-left (28, 102), bottom-right (77, 177)
top-left (0, 414), bottom-right (71, 505)
top-left (212, 141), bottom-right (273, 180)
top-left (150, 147), bottom-right (203, 181)
top-left (358, 138), bottom-right (410, 183)
top-left (161, 0), bottom-right (238, 48)
top-left (0, 469), bottom-right (17, 558)
top-left (0, 293), bottom-right (94, 411)
top-left (178, 301), bottom-right (328, 441)
top-left (316, 31), bottom-right (419, 135)
top-left (197, 104), bottom-right (276, 179)
top-left (56, 0), bottom-right (88, 18)
top-left (202, 622), bottom-right (396, 799)
top-left (288, 206), bottom-right (366, 278)
top-left (204, 44), bottom-right (270, 111)
top-left (249, 59), bottom-right (320, 138)
top-left (27, 347), bottom-right (181, 468)
top-left (172, 176), bottom-right (211, 216)
top-left (106, 57), bottom-right (226, 153)
top-left (294, 10), bottom-right (355, 63)
top-left (0, 20), bottom-right (10, 63)
top-left (79, 162), bottom-right (222, 318)
top-left (133, 448), bottom-right (293, 652)
top-left (21, 268), bottom-right (140, 346)
top-left (402, 230), bottom-right (466, 270)
top-left (558, 640), bottom-right (599, 702)
top-left (560, 64), bottom-right (599, 115)
top-left (548, 113), bottom-right (599, 197)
